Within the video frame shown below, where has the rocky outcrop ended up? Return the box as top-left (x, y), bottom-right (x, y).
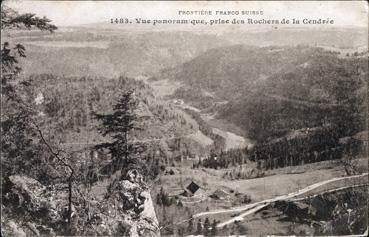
top-left (2, 175), bottom-right (60, 236)
top-left (91, 169), bottom-right (160, 236)
top-left (2, 172), bottom-right (160, 237)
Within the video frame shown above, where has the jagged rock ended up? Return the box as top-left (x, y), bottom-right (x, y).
top-left (6, 175), bottom-right (45, 208)
top-left (92, 169), bottom-right (160, 236)
top-left (136, 191), bottom-right (160, 237)
top-left (3, 171), bottom-right (160, 237)
top-left (3, 175), bottom-right (62, 237)
top-left (26, 222), bottom-right (40, 236)
top-left (126, 169), bottom-right (145, 184)
top-left (115, 169), bottom-right (149, 216)
top-left (5, 175), bottom-right (62, 222)
top-left (4, 221), bottom-right (26, 237)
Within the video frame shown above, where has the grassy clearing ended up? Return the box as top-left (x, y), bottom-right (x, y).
top-left (149, 79), bottom-right (182, 98)
top-left (187, 130), bottom-right (214, 147)
top-left (157, 159), bottom-right (367, 204)
top-left (152, 158), bottom-right (367, 235)
top-left (229, 167), bottom-right (344, 202)
top-left (154, 159), bottom-right (367, 224)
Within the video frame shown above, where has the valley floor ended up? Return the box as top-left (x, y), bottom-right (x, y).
top-left (155, 158), bottom-right (368, 235)
top-left (137, 77), bottom-right (368, 236)
top-left (143, 77), bottom-right (254, 151)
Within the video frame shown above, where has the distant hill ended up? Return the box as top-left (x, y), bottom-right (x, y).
top-left (162, 45), bottom-right (367, 142)
top-left (162, 45), bottom-right (321, 99)
top-left (7, 27), bottom-right (366, 79)
top-left (225, 27), bottom-right (367, 48)
top-left (7, 29), bottom-right (230, 78)
top-left (9, 28), bottom-right (367, 144)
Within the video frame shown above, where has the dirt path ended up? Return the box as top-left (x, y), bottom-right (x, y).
top-left (190, 173), bottom-right (368, 227)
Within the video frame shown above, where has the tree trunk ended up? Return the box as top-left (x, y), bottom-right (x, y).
top-left (67, 168), bottom-right (74, 224)
top-left (68, 178), bottom-right (72, 224)
top-left (125, 130), bottom-right (129, 162)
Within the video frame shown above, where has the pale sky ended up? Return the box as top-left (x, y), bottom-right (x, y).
top-left (4, 0), bottom-right (368, 28)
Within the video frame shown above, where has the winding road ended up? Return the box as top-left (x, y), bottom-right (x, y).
top-left (190, 173), bottom-right (368, 227)
top-left (142, 77), bottom-right (368, 231)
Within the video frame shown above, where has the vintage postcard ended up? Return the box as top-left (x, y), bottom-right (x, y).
top-left (1, 1), bottom-right (368, 236)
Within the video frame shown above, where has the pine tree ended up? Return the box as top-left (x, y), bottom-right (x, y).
top-left (1, 6), bottom-right (57, 179)
top-left (94, 89), bottom-right (144, 174)
top-left (196, 219), bottom-right (202, 235)
top-left (156, 193), bottom-right (162, 206)
top-left (187, 218), bottom-right (194, 234)
top-left (203, 217), bottom-right (210, 236)
top-left (1, 5), bottom-right (79, 231)
top-left (211, 219), bottom-right (217, 236)
top-left (177, 227), bottom-right (184, 236)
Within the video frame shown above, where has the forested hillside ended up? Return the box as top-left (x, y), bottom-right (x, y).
top-left (221, 51), bottom-right (367, 142)
top-left (163, 45), bottom-right (367, 142)
top-left (23, 74), bottom-right (216, 160)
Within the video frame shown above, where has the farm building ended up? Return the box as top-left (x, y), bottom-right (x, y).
top-left (183, 181), bottom-right (206, 197)
top-left (210, 189), bottom-right (230, 200)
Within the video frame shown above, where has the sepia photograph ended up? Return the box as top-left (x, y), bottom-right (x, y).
top-left (1, 1), bottom-right (368, 236)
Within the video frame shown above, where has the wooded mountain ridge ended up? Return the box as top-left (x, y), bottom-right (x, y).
top-left (161, 45), bottom-right (367, 142)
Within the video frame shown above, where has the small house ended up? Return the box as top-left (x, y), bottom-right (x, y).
top-left (210, 189), bottom-right (230, 200)
top-left (183, 181), bottom-right (205, 197)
